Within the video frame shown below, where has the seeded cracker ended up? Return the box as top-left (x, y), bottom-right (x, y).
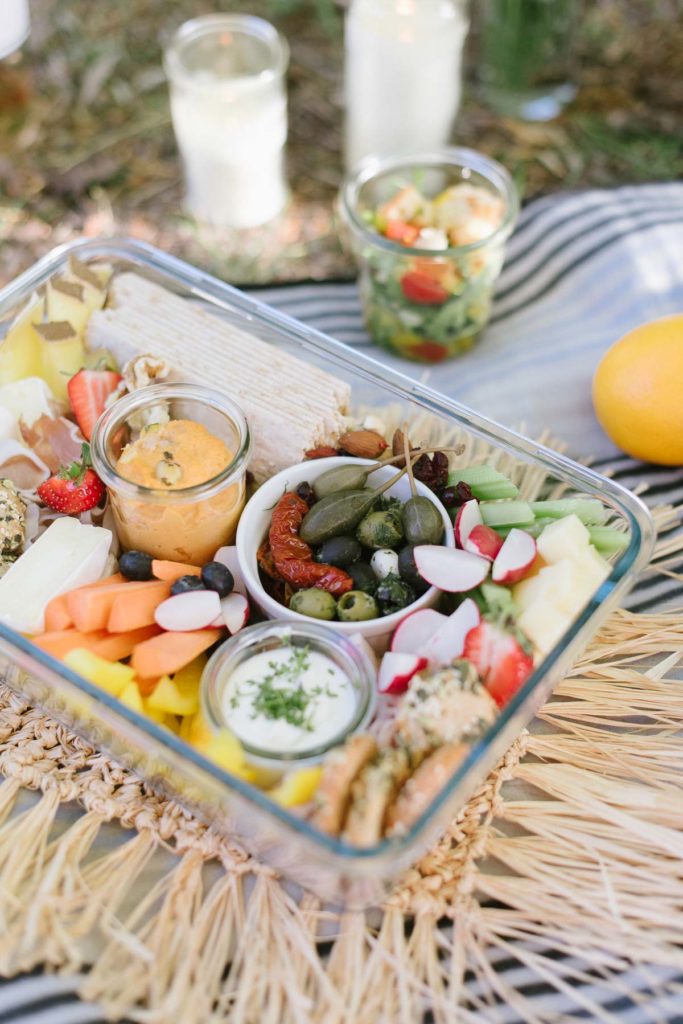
top-left (87, 274), bottom-right (352, 480)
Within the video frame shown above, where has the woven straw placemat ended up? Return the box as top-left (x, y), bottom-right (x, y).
top-left (0, 427), bottom-right (682, 1023)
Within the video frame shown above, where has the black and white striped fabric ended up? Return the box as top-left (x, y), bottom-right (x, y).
top-left (1, 183), bottom-right (681, 1022)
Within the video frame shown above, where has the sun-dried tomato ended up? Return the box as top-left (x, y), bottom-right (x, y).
top-left (305, 446), bottom-right (339, 460)
top-left (257, 539), bottom-right (281, 580)
top-left (269, 492), bottom-right (353, 596)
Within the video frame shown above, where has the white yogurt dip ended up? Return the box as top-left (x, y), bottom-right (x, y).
top-left (221, 642), bottom-right (358, 755)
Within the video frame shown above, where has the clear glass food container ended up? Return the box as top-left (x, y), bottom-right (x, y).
top-left (0, 239), bottom-right (654, 907)
top-left (339, 148), bottom-right (519, 363)
top-left (91, 382), bottom-right (251, 564)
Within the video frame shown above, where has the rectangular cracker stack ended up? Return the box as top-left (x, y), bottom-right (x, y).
top-left (87, 273), bottom-right (351, 480)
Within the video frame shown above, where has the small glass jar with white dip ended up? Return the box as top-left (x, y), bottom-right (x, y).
top-left (164, 14), bottom-right (289, 229)
top-left (200, 621), bottom-right (377, 776)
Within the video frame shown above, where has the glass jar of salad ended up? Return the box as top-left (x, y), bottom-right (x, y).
top-left (91, 382), bottom-right (251, 564)
top-left (200, 620), bottom-right (377, 774)
top-left (339, 148), bottom-right (518, 363)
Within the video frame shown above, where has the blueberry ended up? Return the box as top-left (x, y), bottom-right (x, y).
top-left (200, 561), bottom-right (234, 597)
top-left (171, 575), bottom-right (206, 596)
top-left (119, 550), bottom-right (153, 581)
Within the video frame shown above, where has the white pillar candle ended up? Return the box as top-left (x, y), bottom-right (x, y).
top-left (0, 0), bottom-right (30, 60)
top-left (164, 15), bottom-right (289, 230)
top-left (344, 0), bottom-right (468, 171)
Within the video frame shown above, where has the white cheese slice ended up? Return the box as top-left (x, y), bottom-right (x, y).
top-left (0, 517), bottom-right (112, 634)
top-left (0, 377), bottom-right (58, 427)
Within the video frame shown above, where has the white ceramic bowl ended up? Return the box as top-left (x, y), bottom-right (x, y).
top-left (235, 456), bottom-right (455, 652)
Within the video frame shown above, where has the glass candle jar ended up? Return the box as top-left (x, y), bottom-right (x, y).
top-left (339, 148), bottom-right (518, 363)
top-left (344, 0), bottom-right (469, 170)
top-left (201, 621), bottom-right (377, 774)
top-left (164, 14), bottom-right (289, 229)
top-left (91, 383), bottom-right (251, 564)
top-left (0, 0), bottom-right (29, 60)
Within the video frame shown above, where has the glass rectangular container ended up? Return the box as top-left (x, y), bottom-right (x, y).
top-left (0, 239), bottom-right (654, 907)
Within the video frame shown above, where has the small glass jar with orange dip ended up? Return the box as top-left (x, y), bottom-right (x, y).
top-left (91, 383), bottom-right (251, 564)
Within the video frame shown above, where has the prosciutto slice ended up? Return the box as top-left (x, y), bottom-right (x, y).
top-left (20, 415), bottom-right (84, 472)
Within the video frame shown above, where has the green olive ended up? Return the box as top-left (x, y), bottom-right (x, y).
top-left (356, 509), bottom-right (404, 550)
top-left (337, 590), bottom-right (379, 622)
top-left (290, 588), bottom-right (337, 621)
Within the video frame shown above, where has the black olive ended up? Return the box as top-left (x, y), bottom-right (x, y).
top-left (347, 561), bottom-right (377, 594)
top-left (171, 575), bottom-right (206, 596)
top-left (397, 545), bottom-right (429, 594)
top-left (200, 561), bottom-right (234, 597)
top-left (296, 481), bottom-right (316, 507)
top-left (119, 550), bottom-right (153, 581)
top-left (316, 535), bottom-right (362, 568)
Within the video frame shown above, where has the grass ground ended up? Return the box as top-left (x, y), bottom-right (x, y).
top-left (0, 0), bottom-right (680, 286)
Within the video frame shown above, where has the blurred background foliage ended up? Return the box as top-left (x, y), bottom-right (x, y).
top-left (0, 0), bottom-right (680, 286)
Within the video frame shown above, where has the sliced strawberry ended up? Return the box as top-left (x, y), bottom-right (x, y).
top-left (400, 271), bottom-right (450, 305)
top-left (463, 620), bottom-right (534, 707)
top-left (37, 442), bottom-right (105, 515)
top-left (67, 368), bottom-right (122, 441)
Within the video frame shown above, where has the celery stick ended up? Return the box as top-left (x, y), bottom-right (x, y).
top-left (497, 519), bottom-right (551, 539)
top-left (587, 525), bottom-right (629, 554)
top-left (448, 465), bottom-right (519, 500)
top-left (480, 500), bottom-right (534, 528)
top-left (529, 499), bottom-right (607, 525)
top-left (480, 582), bottom-right (516, 617)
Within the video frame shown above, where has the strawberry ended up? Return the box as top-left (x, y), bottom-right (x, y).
top-left (37, 443), bottom-right (105, 515)
top-left (67, 368), bottom-right (122, 441)
top-left (463, 620), bottom-right (534, 708)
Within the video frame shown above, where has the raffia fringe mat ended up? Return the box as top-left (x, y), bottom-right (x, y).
top-left (0, 492), bottom-right (683, 1018)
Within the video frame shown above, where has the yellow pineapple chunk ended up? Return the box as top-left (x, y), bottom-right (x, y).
top-left (63, 648), bottom-right (136, 697)
top-left (147, 672), bottom-right (199, 717)
top-left (268, 766), bottom-right (322, 808)
top-left (119, 681), bottom-right (144, 713)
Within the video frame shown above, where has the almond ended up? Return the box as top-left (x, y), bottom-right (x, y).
top-left (338, 429), bottom-right (388, 459)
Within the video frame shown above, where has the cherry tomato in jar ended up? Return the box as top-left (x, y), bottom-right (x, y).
top-left (407, 340), bottom-right (450, 363)
top-left (385, 220), bottom-right (421, 246)
top-left (400, 271), bottom-right (450, 305)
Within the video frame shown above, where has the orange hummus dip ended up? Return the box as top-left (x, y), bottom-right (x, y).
top-left (112, 419), bottom-right (245, 563)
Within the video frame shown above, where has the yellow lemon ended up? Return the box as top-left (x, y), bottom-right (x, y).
top-left (592, 315), bottom-right (683, 465)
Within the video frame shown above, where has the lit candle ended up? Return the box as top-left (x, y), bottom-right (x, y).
top-left (344, 0), bottom-right (468, 170)
top-left (164, 15), bottom-right (289, 230)
top-left (0, 0), bottom-right (30, 59)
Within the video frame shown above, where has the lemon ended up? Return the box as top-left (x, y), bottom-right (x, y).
top-left (592, 315), bottom-right (683, 465)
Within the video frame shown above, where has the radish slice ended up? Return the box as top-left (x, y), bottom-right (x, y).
top-left (155, 590), bottom-right (221, 632)
top-left (413, 545), bottom-right (489, 592)
top-left (492, 528), bottom-right (537, 584)
top-left (213, 546), bottom-right (247, 595)
top-left (464, 524), bottom-right (504, 562)
top-left (454, 499), bottom-right (482, 548)
top-left (419, 598), bottom-right (481, 667)
top-left (220, 592), bottom-right (250, 634)
top-left (378, 652), bottom-right (428, 695)
top-left (390, 607), bottom-right (447, 655)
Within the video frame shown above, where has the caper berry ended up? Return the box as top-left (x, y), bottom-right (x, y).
top-left (289, 587), bottom-right (337, 621)
top-left (376, 573), bottom-right (415, 616)
top-left (347, 561), bottom-right (378, 594)
top-left (397, 545), bottom-right (430, 594)
top-left (337, 590), bottom-right (379, 622)
top-left (402, 495), bottom-right (444, 546)
top-left (356, 509), bottom-right (404, 550)
top-left (316, 535), bottom-right (362, 568)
